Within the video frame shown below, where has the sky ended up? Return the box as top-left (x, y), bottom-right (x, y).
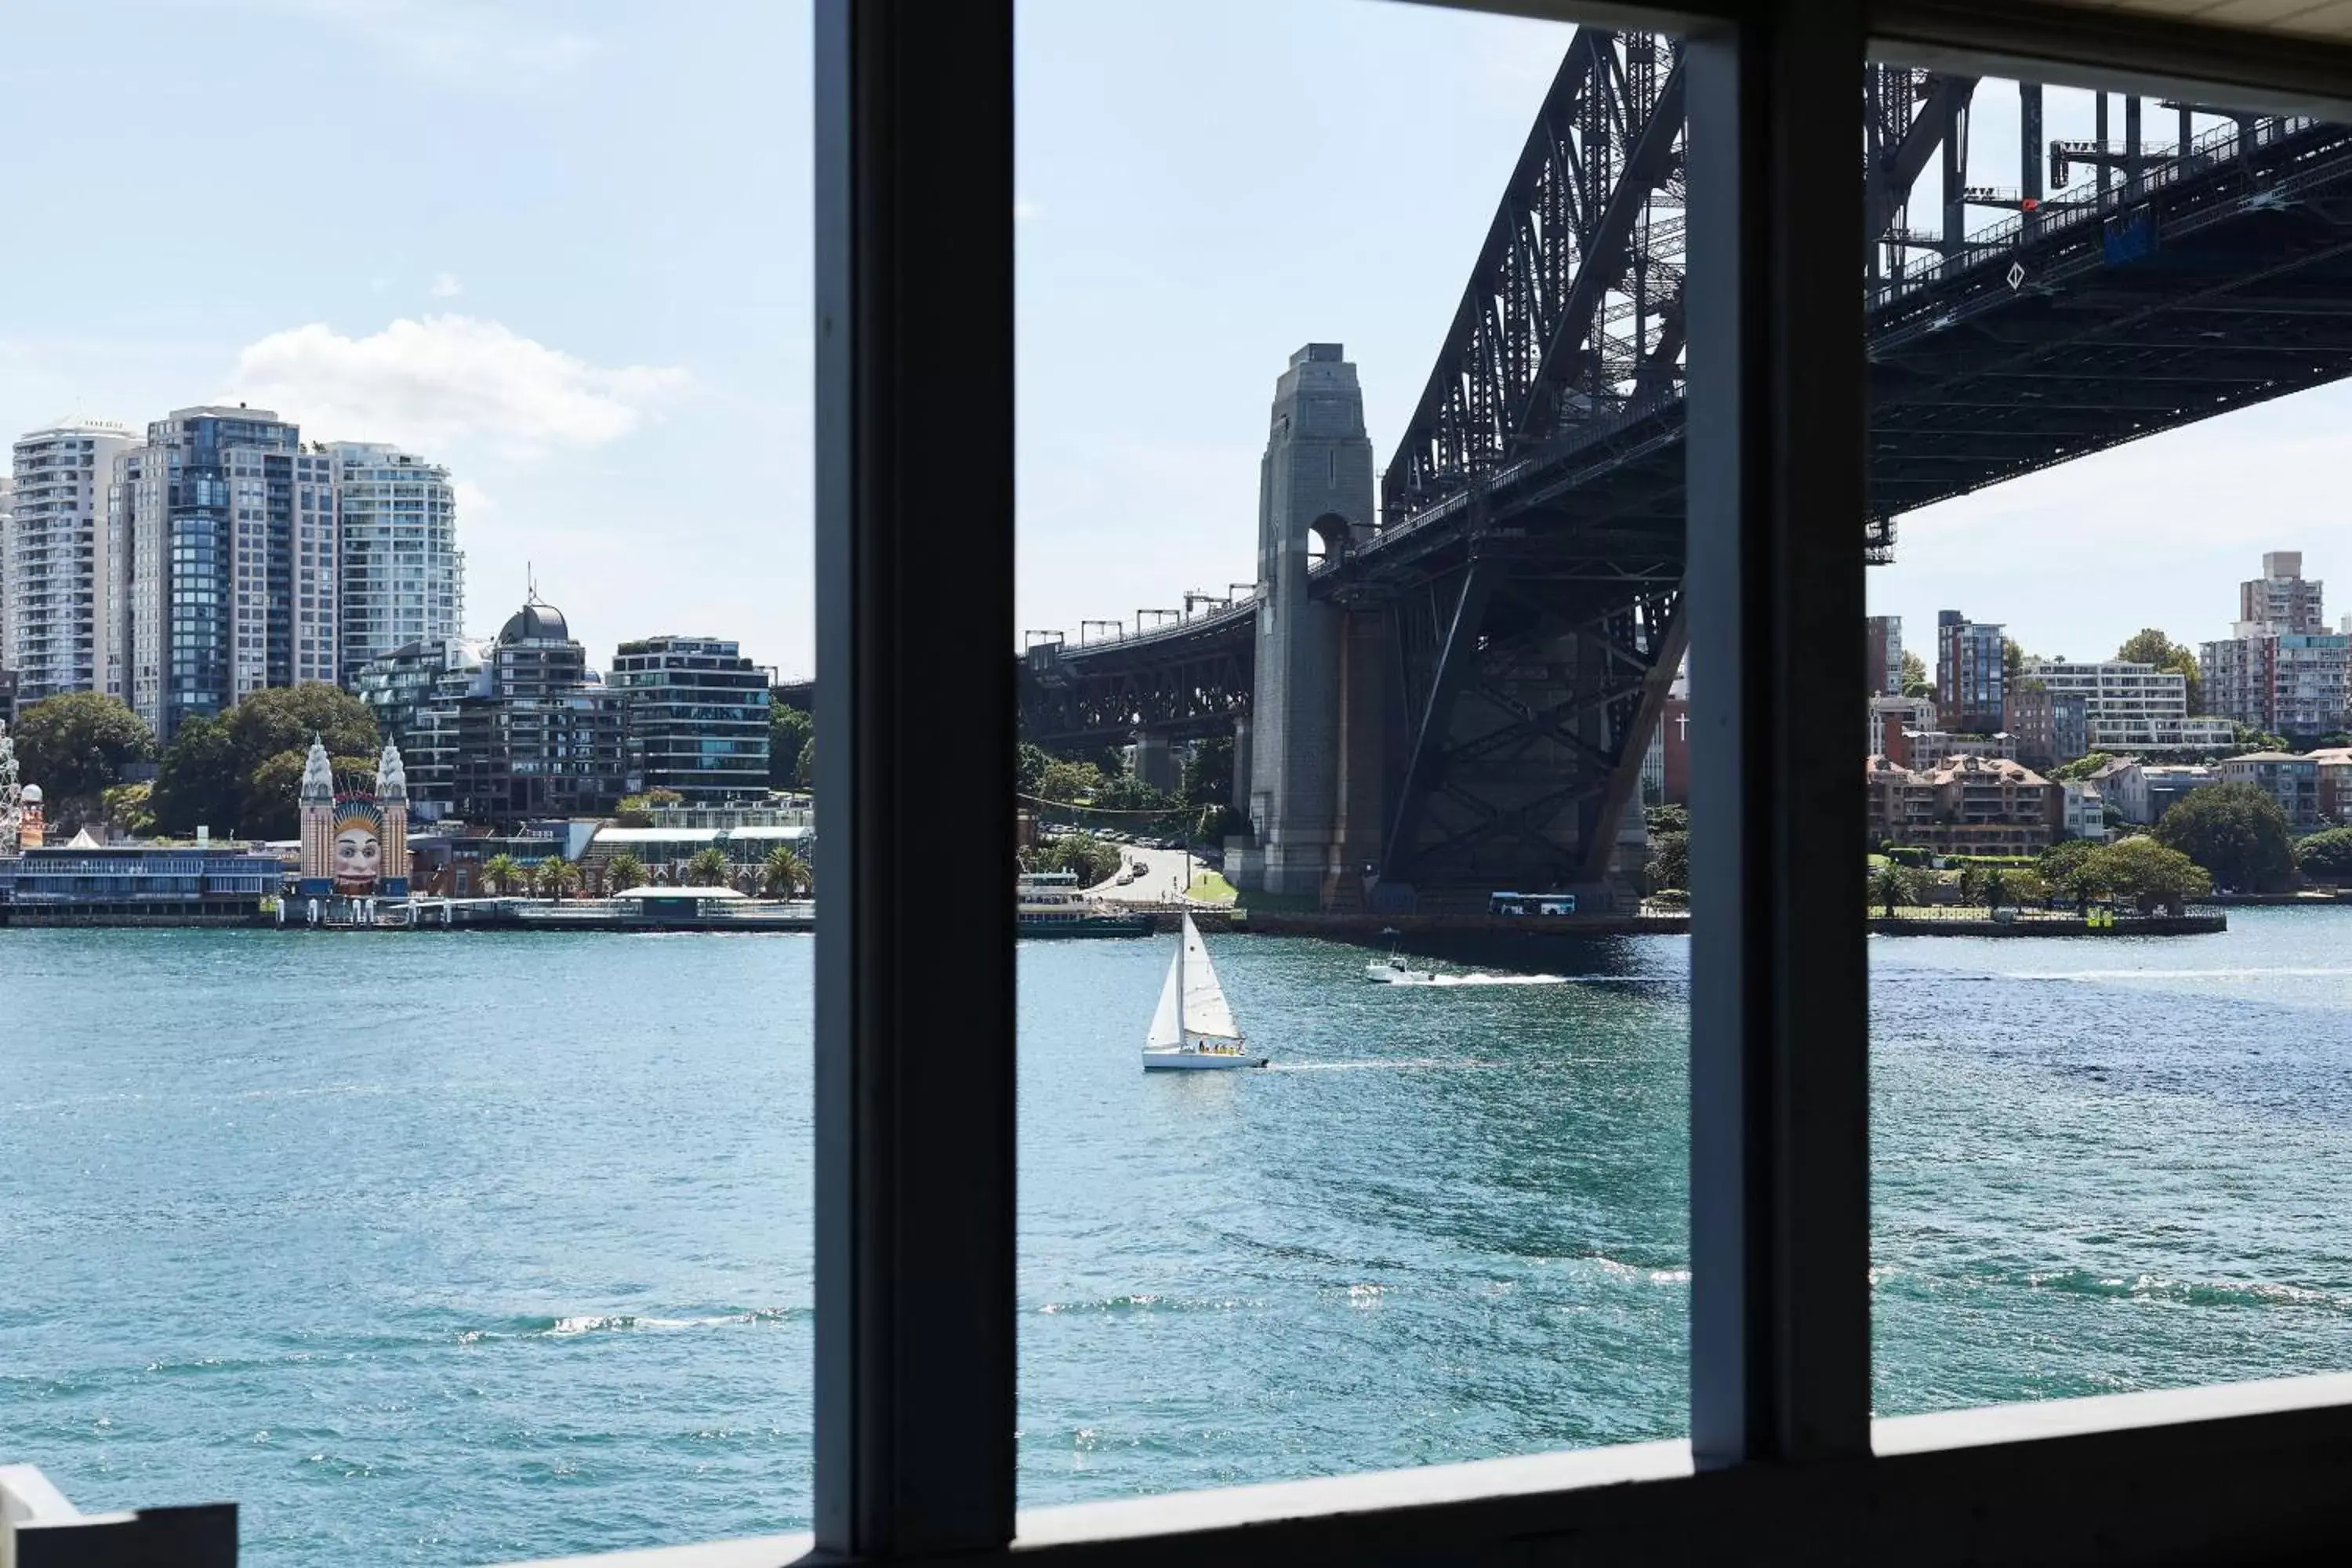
top-left (4, 2), bottom-right (2345, 683)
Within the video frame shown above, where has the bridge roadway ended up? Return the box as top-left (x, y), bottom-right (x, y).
top-left (1022, 56), bottom-right (2352, 903)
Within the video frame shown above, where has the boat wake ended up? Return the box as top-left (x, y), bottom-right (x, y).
top-left (1268, 1058), bottom-right (1501, 1073)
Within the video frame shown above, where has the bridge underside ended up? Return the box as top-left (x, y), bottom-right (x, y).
top-left (1018, 64), bottom-right (2352, 907)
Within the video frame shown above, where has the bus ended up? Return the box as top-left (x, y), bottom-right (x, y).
top-left (1489, 891), bottom-right (1576, 917)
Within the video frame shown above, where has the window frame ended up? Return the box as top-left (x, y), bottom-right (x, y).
top-left (517, 0), bottom-right (2352, 1562)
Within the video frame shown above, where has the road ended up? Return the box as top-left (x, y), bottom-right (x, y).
top-left (1082, 841), bottom-right (1201, 906)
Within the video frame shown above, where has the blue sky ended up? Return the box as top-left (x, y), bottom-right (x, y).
top-left (3, 1), bottom-right (2343, 682)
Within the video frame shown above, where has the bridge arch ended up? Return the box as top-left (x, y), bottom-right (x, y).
top-left (1305, 510), bottom-right (1356, 566)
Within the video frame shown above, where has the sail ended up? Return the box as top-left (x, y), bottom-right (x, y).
top-left (1178, 915), bottom-right (1240, 1040)
top-left (1146, 940), bottom-right (1184, 1049)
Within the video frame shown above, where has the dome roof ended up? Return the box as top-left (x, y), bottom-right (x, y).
top-left (499, 599), bottom-right (570, 644)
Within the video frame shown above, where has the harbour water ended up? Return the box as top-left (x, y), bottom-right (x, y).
top-left (5, 913), bottom-right (2351, 1563)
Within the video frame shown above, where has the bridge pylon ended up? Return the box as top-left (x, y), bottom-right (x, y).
top-left (1227, 344), bottom-right (1375, 897)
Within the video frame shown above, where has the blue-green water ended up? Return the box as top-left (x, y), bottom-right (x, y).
top-left (4, 914), bottom-right (2350, 1563)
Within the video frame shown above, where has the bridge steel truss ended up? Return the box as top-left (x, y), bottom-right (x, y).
top-left (1022, 30), bottom-right (2352, 893)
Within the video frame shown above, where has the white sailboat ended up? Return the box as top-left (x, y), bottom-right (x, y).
top-left (1142, 913), bottom-right (1266, 1071)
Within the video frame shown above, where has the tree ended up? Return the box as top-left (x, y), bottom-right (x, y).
top-left (1033, 758), bottom-right (1105, 808)
top-left (614, 794), bottom-right (656, 828)
top-left (2154, 781), bottom-right (2296, 892)
top-left (2116, 628), bottom-right (2205, 714)
top-left (1982, 866), bottom-right (2009, 913)
top-left (2038, 837), bottom-right (2100, 888)
top-left (2296, 826), bottom-right (2352, 882)
top-left (606, 851), bottom-right (650, 893)
top-left (2051, 752), bottom-right (2113, 782)
top-left (1181, 733), bottom-right (1235, 808)
top-left (1956, 862), bottom-right (1985, 904)
top-left (1871, 861), bottom-right (1914, 916)
top-left (1030, 832), bottom-right (1120, 887)
top-left (764, 843), bottom-right (811, 898)
top-left (2002, 637), bottom-right (2027, 684)
top-left (1017, 742), bottom-right (1052, 794)
top-left (241, 751), bottom-right (374, 840)
top-left (770, 702), bottom-right (814, 789)
top-left (480, 853), bottom-right (524, 895)
top-left (102, 781), bottom-right (156, 839)
top-left (792, 735), bottom-right (815, 789)
top-left (543, 856), bottom-right (583, 902)
top-left (1899, 650), bottom-right (1933, 699)
top-left (2087, 836), bottom-right (2211, 913)
top-left (9, 694), bottom-right (157, 818)
top-left (685, 846), bottom-right (731, 886)
top-left (151, 715), bottom-right (241, 836)
top-left (1647, 831), bottom-right (1689, 891)
top-left (1646, 804), bottom-right (1690, 836)
top-left (2232, 722), bottom-right (2291, 755)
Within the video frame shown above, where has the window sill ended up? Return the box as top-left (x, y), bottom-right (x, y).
top-left (488, 1370), bottom-right (2352, 1566)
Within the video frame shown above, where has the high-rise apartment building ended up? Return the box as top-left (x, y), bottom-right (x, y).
top-left (2241, 550), bottom-right (2325, 634)
top-left (5, 419), bottom-right (136, 702)
top-left (114, 407), bottom-right (337, 739)
top-left (332, 442), bottom-right (463, 677)
top-left (1936, 611), bottom-right (2005, 735)
top-left (350, 637), bottom-right (492, 822)
top-left (2201, 552), bottom-right (2350, 739)
top-left (0, 474), bottom-right (13, 671)
top-left (1865, 615), bottom-right (1903, 696)
top-left (609, 634), bottom-right (773, 801)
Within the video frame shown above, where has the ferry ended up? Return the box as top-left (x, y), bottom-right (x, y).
top-left (1017, 870), bottom-right (1153, 938)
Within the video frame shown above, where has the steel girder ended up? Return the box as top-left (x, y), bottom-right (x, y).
top-left (1015, 619), bottom-right (1253, 752)
top-left (1382, 30), bottom-right (1690, 528)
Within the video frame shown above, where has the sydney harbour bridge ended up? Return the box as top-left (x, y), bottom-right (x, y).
top-left (1017, 27), bottom-right (2352, 910)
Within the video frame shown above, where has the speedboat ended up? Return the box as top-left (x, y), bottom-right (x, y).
top-left (1364, 943), bottom-right (1438, 985)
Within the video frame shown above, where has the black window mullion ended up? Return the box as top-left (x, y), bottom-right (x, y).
top-left (813, 0), bottom-right (1018, 1554)
top-left (1683, 0), bottom-right (1874, 1468)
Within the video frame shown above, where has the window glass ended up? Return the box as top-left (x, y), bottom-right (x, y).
top-left (1016, 0), bottom-right (1693, 1504)
top-left (1862, 67), bottom-right (2352, 1411)
top-left (0, 3), bottom-right (813, 1562)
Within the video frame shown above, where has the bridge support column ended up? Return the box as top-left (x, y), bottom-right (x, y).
top-left (1237, 344), bottom-right (1375, 897)
top-left (1325, 606), bottom-right (1393, 910)
top-left (1131, 729), bottom-right (1177, 795)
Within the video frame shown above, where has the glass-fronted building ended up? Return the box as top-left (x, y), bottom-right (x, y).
top-left (0, 841), bottom-right (285, 924)
top-left (350, 637), bottom-right (491, 822)
top-left (332, 442), bottom-right (463, 677)
top-left (448, 597), bottom-right (633, 824)
top-left (609, 634), bottom-right (773, 801)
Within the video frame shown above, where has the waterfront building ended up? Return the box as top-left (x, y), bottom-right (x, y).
top-left (1865, 614), bottom-right (1903, 696)
top-left (332, 442), bottom-right (463, 677)
top-left (350, 637), bottom-right (492, 822)
top-left (2241, 550), bottom-right (2325, 634)
top-left (114, 407), bottom-right (339, 739)
top-left (2217, 750), bottom-right (2321, 830)
top-left (5, 419), bottom-right (136, 702)
top-left (2022, 657), bottom-right (2232, 752)
top-left (609, 633), bottom-right (773, 801)
top-left (583, 822), bottom-right (812, 887)
top-left (0, 837), bottom-right (283, 924)
top-left (1864, 752), bottom-right (2057, 855)
top-left (450, 595), bottom-right (632, 824)
top-left (2201, 627), bottom-right (2352, 739)
top-left (643, 794), bottom-right (812, 831)
top-left (1936, 610), bottom-right (2005, 735)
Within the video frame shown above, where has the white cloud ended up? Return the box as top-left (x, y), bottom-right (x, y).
top-left (429, 272), bottom-right (464, 299)
top-left (452, 478), bottom-right (496, 517)
top-left (224, 315), bottom-right (690, 455)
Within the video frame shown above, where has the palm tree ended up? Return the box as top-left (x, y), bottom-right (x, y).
top-left (479, 853), bottom-right (522, 896)
top-left (764, 844), bottom-right (811, 898)
top-left (546, 856), bottom-right (583, 902)
top-left (606, 851), bottom-right (649, 893)
top-left (685, 845), bottom-right (731, 887)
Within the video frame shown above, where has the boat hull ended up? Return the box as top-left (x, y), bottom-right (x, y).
top-left (1142, 1050), bottom-right (1267, 1071)
top-left (1019, 914), bottom-right (1154, 938)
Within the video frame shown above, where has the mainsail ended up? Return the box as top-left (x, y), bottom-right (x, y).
top-left (1178, 915), bottom-right (1239, 1041)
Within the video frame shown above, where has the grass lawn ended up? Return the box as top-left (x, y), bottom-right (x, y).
top-left (1188, 869), bottom-right (1239, 906)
